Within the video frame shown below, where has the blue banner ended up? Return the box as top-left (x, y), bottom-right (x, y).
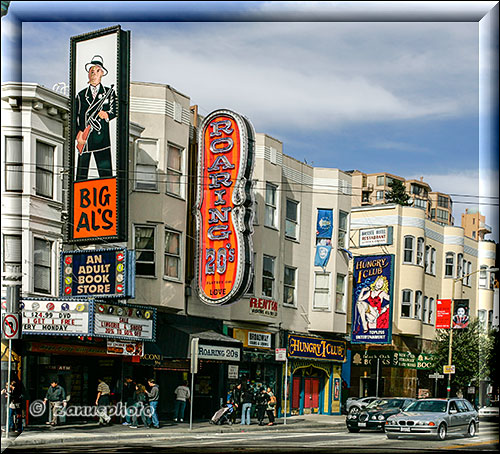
top-left (316, 209), bottom-right (333, 239)
top-left (314, 245), bottom-right (332, 267)
top-left (351, 255), bottom-right (394, 344)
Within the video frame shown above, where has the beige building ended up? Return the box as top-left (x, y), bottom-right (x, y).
top-left (349, 203), bottom-right (496, 402)
top-left (461, 208), bottom-right (493, 240)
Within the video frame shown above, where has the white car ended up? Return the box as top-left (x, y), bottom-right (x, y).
top-left (346, 396), bottom-right (378, 414)
top-left (478, 402), bottom-right (499, 420)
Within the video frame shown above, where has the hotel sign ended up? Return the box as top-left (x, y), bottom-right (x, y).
top-left (359, 227), bottom-right (393, 247)
top-left (287, 335), bottom-right (346, 362)
top-left (195, 109), bottom-right (255, 306)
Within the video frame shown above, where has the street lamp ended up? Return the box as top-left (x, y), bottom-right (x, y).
top-left (446, 266), bottom-right (498, 398)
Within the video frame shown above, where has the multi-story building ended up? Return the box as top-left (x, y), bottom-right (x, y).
top-left (462, 208), bottom-right (493, 240)
top-left (348, 203), bottom-right (496, 404)
top-left (348, 170), bottom-right (454, 226)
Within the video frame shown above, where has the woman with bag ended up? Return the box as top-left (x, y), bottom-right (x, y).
top-left (266, 386), bottom-right (276, 426)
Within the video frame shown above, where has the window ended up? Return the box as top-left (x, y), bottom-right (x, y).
top-left (431, 248), bottom-right (436, 275)
top-left (429, 298), bottom-right (435, 325)
top-left (377, 175), bottom-right (385, 186)
top-left (416, 238), bottom-right (424, 266)
top-left (457, 254), bottom-right (463, 278)
top-left (445, 252), bottom-right (455, 277)
top-left (135, 139), bottom-right (158, 191)
top-left (34, 238), bottom-right (51, 294)
top-left (423, 296), bottom-right (428, 324)
top-left (3, 235), bottom-right (21, 274)
top-left (431, 208), bottom-right (436, 218)
top-left (414, 291), bottom-right (422, 320)
top-left (479, 265), bottom-right (488, 288)
top-left (262, 255), bottom-right (275, 297)
top-left (425, 246), bottom-right (431, 273)
top-left (285, 199), bottom-right (299, 239)
top-left (283, 266), bottom-right (296, 307)
top-left (265, 183), bottom-right (278, 228)
top-left (456, 400), bottom-right (468, 413)
top-left (401, 289), bottom-right (413, 318)
top-left (362, 192), bottom-right (370, 203)
top-left (376, 190), bottom-right (385, 200)
top-left (335, 274), bottom-right (346, 313)
top-left (478, 310), bottom-right (487, 331)
top-left (313, 272), bottom-right (330, 310)
top-left (166, 143), bottom-right (183, 197)
top-left (411, 184), bottom-right (421, 195)
top-left (36, 141), bottom-right (54, 198)
top-left (437, 208), bottom-right (448, 221)
top-left (438, 195), bottom-right (449, 208)
top-left (164, 229), bottom-right (181, 279)
top-left (414, 198), bottom-right (427, 209)
top-left (338, 211), bottom-right (348, 248)
top-left (135, 226), bottom-right (156, 276)
top-left (5, 137), bottom-right (23, 192)
top-left (465, 261), bottom-right (472, 285)
top-left (403, 236), bottom-right (414, 263)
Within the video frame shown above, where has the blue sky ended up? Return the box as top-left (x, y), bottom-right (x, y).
top-left (2, 1), bottom-right (498, 240)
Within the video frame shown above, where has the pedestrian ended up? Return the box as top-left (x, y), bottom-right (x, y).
top-left (229, 383), bottom-right (242, 424)
top-left (121, 376), bottom-right (136, 425)
top-left (129, 384), bottom-right (149, 429)
top-left (266, 386), bottom-right (277, 426)
top-left (146, 378), bottom-right (160, 428)
top-left (2, 381), bottom-right (22, 433)
top-left (240, 384), bottom-right (254, 425)
top-left (255, 387), bottom-right (269, 426)
top-left (43, 379), bottom-right (66, 426)
top-left (95, 378), bottom-right (112, 426)
top-left (173, 380), bottom-right (190, 422)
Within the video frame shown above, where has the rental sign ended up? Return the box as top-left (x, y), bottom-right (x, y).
top-left (195, 110), bottom-right (255, 306)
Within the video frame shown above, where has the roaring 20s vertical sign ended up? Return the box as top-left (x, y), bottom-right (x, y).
top-left (195, 110), bottom-right (255, 305)
top-left (68, 26), bottom-right (130, 243)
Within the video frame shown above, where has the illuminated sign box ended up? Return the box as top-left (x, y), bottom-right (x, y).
top-left (287, 335), bottom-right (346, 362)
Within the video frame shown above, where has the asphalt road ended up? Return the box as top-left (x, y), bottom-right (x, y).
top-left (5, 421), bottom-right (498, 453)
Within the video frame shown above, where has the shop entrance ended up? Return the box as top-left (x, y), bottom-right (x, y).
top-left (303, 377), bottom-right (320, 409)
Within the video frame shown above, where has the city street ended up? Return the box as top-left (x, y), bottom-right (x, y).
top-left (2, 416), bottom-right (498, 453)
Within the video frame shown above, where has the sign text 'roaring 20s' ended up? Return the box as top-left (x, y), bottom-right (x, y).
top-left (287, 335), bottom-right (346, 362)
top-left (195, 109), bottom-right (255, 306)
top-left (249, 297), bottom-right (278, 317)
top-left (61, 248), bottom-right (134, 298)
top-left (21, 299), bottom-right (92, 336)
top-left (197, 345), bottom-right (241, 361)
top-left (93, 302), bottom-right (155, 341)
top-left (359, 227), bottom-right (393, 247)
top-left (351, 255), bottom-right (394, 344)
top-left (69, 25), bottom-right (130, 244)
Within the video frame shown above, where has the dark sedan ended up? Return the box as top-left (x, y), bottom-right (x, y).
top-left (346, 397), bottom-right (415, 433)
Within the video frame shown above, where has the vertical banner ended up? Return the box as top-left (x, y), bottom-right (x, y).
top-left (351, 255), bottom-right (394, 344)
top-left (435, 299), bottom-right (452, 329)
top-left (314, 244), bottom-right (332, 267)
top-left (68, 25), bottom-right (130, 243)
top-left (195, 109), bottom-right (255, 305)
top-left (316, 209), bottom-right (333, 239)
top-left (452, 299), bottom-right (470, 329)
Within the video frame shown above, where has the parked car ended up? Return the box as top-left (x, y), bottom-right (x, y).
top-left (478, 401), bottom-right (499, 421)
top-left (385, 398), bottom-right (479, 441)
top-left (345, 396), bottom-right (378, 414)
top-left (346, 397), bottom-right (415, 432)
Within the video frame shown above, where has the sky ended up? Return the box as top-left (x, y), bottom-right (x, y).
top-left (2, 1), bottom-right (498, 241)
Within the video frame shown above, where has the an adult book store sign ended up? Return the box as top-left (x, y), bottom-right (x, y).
top-left (21, 299), bottom-right (92, 336)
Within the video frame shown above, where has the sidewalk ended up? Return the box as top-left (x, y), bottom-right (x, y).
top-left (2, 413), bottom-right (346, 450)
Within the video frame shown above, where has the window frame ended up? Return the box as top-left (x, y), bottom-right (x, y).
top-left (338, 210), bottom-right (349, 249)
top-left (262, 254), bottom-right (275, 298)
top-left (431, 248), bottom-right (436, 275)
top-left (403, 235), bottom-right (415, 264)
top-left (445, 252), bottom-right (455, 278)
top-left (283, 265), bottom-right (297, 308)
top-left (3, 234), bottom-right (22, 275)
top-left (414, 290), bottom-right (423, 320)
top-left (164, 227), bottom-right (182, 281)
top-left (285, 199), bottom-right (300, 240)
top-left (335, 273), bottom-right (347, 313)
top-left (166, 142), bottom-right (184, 198)
top-left (5, 136), bottom-right (23, 192)
top-left (33, 237), bottom-right (52, 294)
top-left (416, 237), bottom-right (425, 267)
top-left (264, 182), bottom-right (278, 229)
top-left (313, 271), bottom-right (331, 311)
top-left (401, 289), bottom-right (413, 318)
top-left (134, 138), bottom-right (159, 192)
top-left (35, 140), bottom-right (54, 199)
top-left (134, 224), bottom-right (157, 278)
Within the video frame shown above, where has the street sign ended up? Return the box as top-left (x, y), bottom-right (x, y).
top-left (275, 348), bottom-right (287, 361)
top-left (443, 365), bottom-right (455, 374)
top-left (190, 337), bottom-right (199, 374)
top-left (2, 313), bottom-right (20, 339)
top-left (429, 373), bottom-right (444, 379)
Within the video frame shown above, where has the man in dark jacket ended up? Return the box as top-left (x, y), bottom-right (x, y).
top-left (240, 385), bottom-right (254, 425)
top-left (146, 379), bottom-right (160, 428)
top-left (43, 380), bottom-right (66, 426)
top-left (255, 387), bottom-right (269, 426)
top-left (122, 377), bottom-right (135, 425)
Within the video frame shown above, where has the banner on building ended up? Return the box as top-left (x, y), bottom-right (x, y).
top-left (359, 227), bottom-right (393, 247)
top-left (452, 299), bottom-right (470, 329)
top-left (21, 298), bottom-right (92, 336)
top-left (68, 25), bottom-right (130, 244)
top-left (287, 334), bottom-right (346, 362)
top-left (195, 109), bottom-right (255, 306)
top-left (93, 301), bottom-right (156, 341)
top-left (316, 209), bottom-right (333, 239)
top-left (314, 244), bottom-right (332, 268)
top-left (60, 248), bottom-right (135, 298)
top-left (106, 340), bottom-right (144, 356)
top-left (233, 328), bottom-right (272, 349)
top-left (351, 255), bottom-right (394, 344)
top-left (249, 298), bottom-right (278, 318)
top-left (435, 299), bottom-right (452, 329)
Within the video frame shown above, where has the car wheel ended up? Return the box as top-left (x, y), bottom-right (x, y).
top-left (467, 421), bottom-right (476, 438)
top-left (386, 433), bottom-right (398, 440)
top-left (348, 427), bottom-right (360, 433)
top-left (437, 423), bottom-right (447, 441)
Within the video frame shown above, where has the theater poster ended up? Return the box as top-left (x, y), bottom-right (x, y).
top-left (351, 255), bottom-right (394, 344)
top-left (68, 25), bottom-right (130, 243)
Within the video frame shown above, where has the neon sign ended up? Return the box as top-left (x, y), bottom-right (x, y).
top-left (195, 110), bottom-right (255, 305)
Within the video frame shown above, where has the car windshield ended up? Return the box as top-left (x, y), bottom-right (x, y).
top-left (365, 399), bottom-right (401, 409)
top-left (404, 400), bottom-right (447, 413)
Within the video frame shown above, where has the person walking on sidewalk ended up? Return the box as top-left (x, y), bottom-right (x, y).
top-left (173, 380), bottom-right (190, 422)
top-left (146, 378), bottom-right (160, 428)
top-left (266, 386), bottom-right (276, 426)
top-left (43, 380), bottom-right (66, 426)
top-left (255, 387), bottom-right (269, 426)
top-left (129, 383), bottom-right (149, 429)
top-left (121, 377), bottom-right (136, 425)
top-left (95, 378), bottom-right (112, 426)
top-left (240, 384), bottom-right (254, 426)
top-left (228, 383), bottom-right (242, 424)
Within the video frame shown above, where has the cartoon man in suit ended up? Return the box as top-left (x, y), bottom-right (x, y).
top-left (75, 55), bottom-right (117, 181)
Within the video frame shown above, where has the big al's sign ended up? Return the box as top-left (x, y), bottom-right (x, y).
top-left (195, 110), bottom-right (255, 305)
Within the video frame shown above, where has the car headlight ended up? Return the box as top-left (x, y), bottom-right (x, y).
top-left (378, 415), bottom-right (385, 420)
top-left (371, 415), bottom-right (378, 420)
top-left (415, 421), bottom-right (424, 425)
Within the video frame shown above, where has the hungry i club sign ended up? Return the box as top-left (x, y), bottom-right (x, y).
top-left (195, 110), bottom-right (255, 306)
